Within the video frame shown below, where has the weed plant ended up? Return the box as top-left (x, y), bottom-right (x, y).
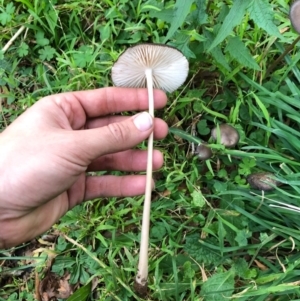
top-left (1, 0), bottom-right (300, 300)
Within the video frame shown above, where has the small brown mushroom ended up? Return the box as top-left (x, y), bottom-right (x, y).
top-left (247, 172), bottom-right (282, 191)
top-left (290, 0), bottom-right (300, 34)
top-left (195, 144), bottom-right (213, 160)
top-left (211, 124), bottom-right (239, 148)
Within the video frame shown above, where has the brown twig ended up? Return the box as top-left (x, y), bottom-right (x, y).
top-left (266, 35), bottom-right (300, 76)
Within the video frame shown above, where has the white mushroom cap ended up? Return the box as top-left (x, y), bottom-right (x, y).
top-left (290, 0), bottom-right (300, 34)
top-left (111, 44), bottom-right (189, 92)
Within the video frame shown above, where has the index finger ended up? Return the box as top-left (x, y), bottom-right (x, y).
top-left (48, 87), bottom-right (167, 130)
top-left (58, 87), bottom-right (167, 117)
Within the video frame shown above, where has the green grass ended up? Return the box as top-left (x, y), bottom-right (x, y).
top-left (1, 0), bottom-right (300, 300)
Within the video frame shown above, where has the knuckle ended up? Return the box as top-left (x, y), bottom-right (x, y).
top-left (107, 122), bottom-right (128, 143)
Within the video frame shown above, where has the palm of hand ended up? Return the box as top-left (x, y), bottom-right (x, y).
top-left (0, 88), bottom-right (167, 248)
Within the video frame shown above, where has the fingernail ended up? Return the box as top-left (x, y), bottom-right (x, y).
top-left (133, 112), bottom-right (153, 131)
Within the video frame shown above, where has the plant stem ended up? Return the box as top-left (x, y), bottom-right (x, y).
top-left (135, 68), bottom-right (154, 287)
top-left (266, 36), bottom-right (300, 76)
top-left (2, 16), bottom-right (32, 54)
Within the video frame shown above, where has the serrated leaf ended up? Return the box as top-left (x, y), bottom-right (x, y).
top-left (200, 271), bottom-right (235, 301)
top-left (248, 0), bottom-right (281, 39)
top-left (151, 223), bottom-right (167, 240)
top-left (187, 0), bottom-right (208, 26)
top-left (235, 228), bottom-right (252, 246)
top-left (0, 3), bottom-right (15, 25)
top-left (36, 31), bottom-right (49, 46)
top-left (184, 234), bottom-right (222, 265)
top-left (232, 258), bottom-right (257, 279)
top-left (73, 45), bottom-right (94, 68)
top-left (191, 190), bottom-right (206, 208)
top-left (183, 261), bottom-right (195, 280)
top-left (17, 43), bottom-right (29, 57)
top-left (38, 46), bottom-right (56, 61)
top-left (225, 36), bottom-right (260, 70)
top-left (204, 30), bottom-right (231, 71)
top-left (208, 0), bottom-right (248, 51)
top-left (5, 2), bottom-right (15, 14)
top-left (67, 282), bottom-right (91, 301)
top-left (149, 8), bottom-right (173, 23)
top-left (219, 204), bottom-right (248, 247)
top-left (167, 32), bottom-right (196, 58)
top-left (163, 0), bottom-right (195, 43)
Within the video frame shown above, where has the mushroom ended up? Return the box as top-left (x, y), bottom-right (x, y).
top-left (290, 0), bottom-right (300, 34)
top-left (111, 43), bottom-right (189, 295)
top-left (211, 124), bottom-right (239, 148)
top-left (195, 143), bottom-right (213, 160)
top-left (247, 172), bottom-right (282, 191)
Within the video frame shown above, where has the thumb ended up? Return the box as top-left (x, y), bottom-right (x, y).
top-left (78, 112), bottom-right (153, 160)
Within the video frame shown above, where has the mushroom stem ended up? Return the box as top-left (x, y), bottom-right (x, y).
top-left (135, 68), bottom-right (154, 288)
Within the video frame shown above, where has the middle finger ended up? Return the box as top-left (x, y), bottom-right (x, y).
top-left (87, 149), bottom-right (164, 172)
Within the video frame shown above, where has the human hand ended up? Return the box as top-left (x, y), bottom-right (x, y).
top-left (0, 88), bottom-right (168, 249)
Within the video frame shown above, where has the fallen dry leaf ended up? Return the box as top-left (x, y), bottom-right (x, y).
top-left (39, 271), bottom-right (73, 301)
top-left (254, 259), bottom-right (268, 271)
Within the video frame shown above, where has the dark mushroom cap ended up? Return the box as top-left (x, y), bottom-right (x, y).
top-left (195, 144), bottom-right (213, 160)
top-left (290, 0), bottom-right (300, 34)
top-left (111, 44), bottom-right (189, 92)
top-left (247, 172), bottom-right (282, 191)
top-left (211, 124), bottom-right (239, 148)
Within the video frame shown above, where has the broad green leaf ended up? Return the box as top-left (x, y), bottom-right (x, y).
top-left (99, 23), bottom-right (111, 41)
top-left (219, 205), bottom-right (248, 247)
top-left (163, 0), bottom-right (195, 43)
top-left (168, 32), bottom-right (196, 58)
top-left (38, 46), bottom-right (56, 61)
top-left (200, 271), bottom-right (235, 301)
top-left (248, 0), bottom-right (281, 39)
top-left (225, 36), bottom-right (260, 70)
top-left (67, 282), bottom-right (91, 301)
top-left (208, 0), bottom-right (248, 51)
top-left (204, 30), bottom-right (231, 71)
top-left (17, 43), bottom-right (29, 57)
top-left (73, 46), bottom-right (94, 68)
top-left (232, 258), bottom-right (257, 279)
top-left (191, 190), bottom-right (206, 208)
top-left (149, 8), bottom-right (173, 23)
top-left (235, 229), bottom-right (252, 246)
top-left (184, 234), bottom-right (222, 265)
top-left (151, 222), bottom-right (167, 240)
top-left (183, 261), bottom-right (195, 280)
top-left (36, 31), bottom-right (50, 46)
top-left (197, 119), bottom-right (210, 135)
top-left (0, 3), bottom-right (15, 25)
top-left (187, 0), bottom-right (208, 26)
